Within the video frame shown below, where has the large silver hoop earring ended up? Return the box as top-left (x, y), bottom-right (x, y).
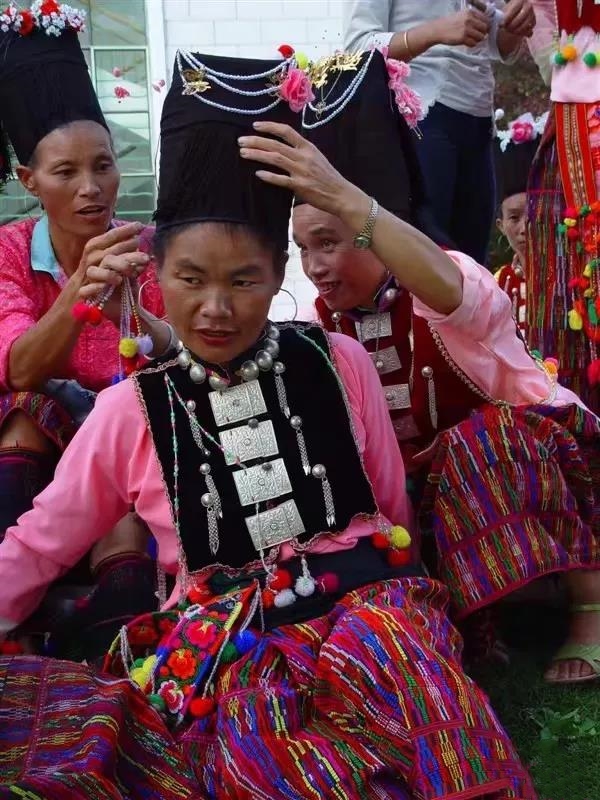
top-left (278, 287), bottom-right (298, 321)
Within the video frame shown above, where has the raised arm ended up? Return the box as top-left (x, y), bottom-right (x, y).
top-left (239, 122), bottom-right (463, 315)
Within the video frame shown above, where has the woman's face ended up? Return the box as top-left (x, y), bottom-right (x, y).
top-left (17, 120), bottom-right (119, 239)
top-left (159, 223), bottom-right (284, 365)
top-left (292, 204), bottom-right (387, 311)
top-left (497, 192), bottom-right (527, 265)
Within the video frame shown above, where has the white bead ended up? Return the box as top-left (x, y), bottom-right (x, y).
top-left (268, 325), bottom-right (280, 341)
top-left (189, 363), bottom-right (206, 384)
top-left (312, 464), bottom-right (326, 479)
top-left (248, 418), bottom-right (259, 429)
top-left (201, 492), bottom-right (213, 508)
top-left (186, 400), bottom-right (197, 413)
top-left (375, 360), bottom-right (384, 371)
top-left (382, 288), bottom-right (398, 307)
top-left (256, 350), bottom-right (273, 371)
top-left (290, 416), bottom-right (303, 430)
top-left (200, 463), bottom-right (211, 475)
top-left (421, 366), bottom-right (433, 379)
top-left (332, 312), bottom-right (342, 323)
top-left (209, 374), bottom-right (228, 391)
top-left (295, 575), bottom-right (316, 597)
top-left (273, 588), bottom-right (296, 608)
top-left (273, 361), bottom-right (286, 375)
top-left (264, 338), bottom-right (280, 357)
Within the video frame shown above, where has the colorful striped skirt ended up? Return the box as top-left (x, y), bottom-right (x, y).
top-left (422, 403), bottom-right (600, 620)
top-left (0, 390), bottom-right (77, 451)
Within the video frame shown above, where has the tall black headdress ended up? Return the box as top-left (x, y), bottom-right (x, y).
top-left (298, 49), bottom-right (445, 242)
top-left (0, 15), bottom-right (107, 184)
top-left (156, 51), bottom-right (302, 252)
top-left (494, 139), bottom-right (539, 205)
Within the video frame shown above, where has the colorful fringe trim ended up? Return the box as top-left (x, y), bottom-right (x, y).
top-left (422, 403), bottom-right (600, 620)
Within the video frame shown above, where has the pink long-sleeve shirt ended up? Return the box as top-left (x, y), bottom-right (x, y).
top-left (0, 217), bottom-right (164, 393)
top-left (0, 333), bottom-right (411, 636)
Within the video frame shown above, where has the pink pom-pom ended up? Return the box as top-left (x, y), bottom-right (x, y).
top-left (87, 306), bottom-right (103, 326)
top-left (317, 572), bottom-right (340, 594)
top-left (72, 301), bottom-right (90, 322)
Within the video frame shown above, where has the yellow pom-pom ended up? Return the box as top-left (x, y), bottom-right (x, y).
top-left (568, 308), bottom-right (583, 330)
top-left (584, 288), bottom-right (594, 298)
top-left (389, 525), bottom-right (411, 550)
top-left (130, 655), bottom-right (157, 688)
top-left (562, 44), bottom-right (578, 61)
top-left (584, 263), bottom-right (593, 278)
top-left (119, 337), bottom-right (139, 358)
top-left (543, 360), bottom-right (558, 376)
top-left (295, 51), bottom-right (309, 69)
top-left (564, 217), bottom-right (577, 227)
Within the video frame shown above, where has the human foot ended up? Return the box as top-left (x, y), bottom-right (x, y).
top-left (544, 603), bottom-right (600, 684)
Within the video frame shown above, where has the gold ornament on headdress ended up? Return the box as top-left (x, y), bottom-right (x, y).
top-left (308, 51), bottom-right (362, 89)
top-left (181, 69), bottom-right (211, 95)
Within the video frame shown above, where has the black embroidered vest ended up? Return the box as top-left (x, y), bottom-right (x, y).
top-left (135, 324), bottom-right (377, 576)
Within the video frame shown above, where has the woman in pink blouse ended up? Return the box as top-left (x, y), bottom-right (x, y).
top-left (0, 21), bottom-right (172, 657)
top-left (0, 50), bottom-right (534, 800)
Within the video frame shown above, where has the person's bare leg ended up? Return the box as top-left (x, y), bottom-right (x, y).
top-left (545, 570), bottom-right (600, 682)
top-left (0, 410), bottom-right (56, 453)
top-left (89, 512), bottom-right (150, 574)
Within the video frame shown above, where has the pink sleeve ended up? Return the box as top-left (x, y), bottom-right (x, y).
top-left (331, 332), bottom-right (412, 529)
top-left (0, 381), bottom-right (143, 635)
top-left (0, 236), bottom-right (38, 391)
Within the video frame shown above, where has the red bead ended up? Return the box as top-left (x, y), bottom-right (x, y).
top-left (159, 666), bottom-right (170, 677)
top-left (278, 44), bottom-right (295, 58)
top-left (564, 206), bottom-right (578, 219)
top-left (189, 697), bottom-right (216, 718)
top-left (371, 532), bottom-right (389, 550)
top-left (269, 569), bottom-right (292, 591)
top-left (387, 549), bottom-right (411, 567)
top-left (124, 358), bottom-right (138, 376)
top-left (567, 228), bottom-right (580, 241)
top-left (87, 305), bottom-right (104, 326)
top-left (317, 572), bottom-right (340, 594)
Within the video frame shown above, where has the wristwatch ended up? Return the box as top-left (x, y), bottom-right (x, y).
top-left (353, 198), bottom-right (379, 249)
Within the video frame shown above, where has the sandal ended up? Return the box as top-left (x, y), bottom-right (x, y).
top-left (545, 603), bottom-right (600, 686)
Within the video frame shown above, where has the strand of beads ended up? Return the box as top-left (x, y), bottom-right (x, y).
top-left (114, 278), bottom-right (154, 383)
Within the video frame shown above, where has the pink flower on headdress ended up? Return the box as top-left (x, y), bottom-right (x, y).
top-left (114, 86), bottom-right (130, 102)
top-left (112, 66), bottom-right (123, 77)
top-left (279, 67), bottom-right (315, 113)
top-left (510, 120), bottom-right (535, 144)
top-left (158, 679), bottom-right (185, 714)
top-left (383, 54), bottom-right (424, 130)
top-left (17, 8), bottom-right (34, 34)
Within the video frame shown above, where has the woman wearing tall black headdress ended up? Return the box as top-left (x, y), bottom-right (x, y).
top-left (0, 4), bottom-right (173, 658)
top-left (247, 49), bottom-right (600, 684)
top-left (0, 48), bottom-right (534, 799)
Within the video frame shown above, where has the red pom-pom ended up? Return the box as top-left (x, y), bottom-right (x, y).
top-left (159, 666), bottom-right (170, 677)
top-left (588, 358), bottom-right (600, 386)
top-left (596, 297), bottom-right (600, 314)
top-left (387, 549), bottom-right (411, 567)
top-left (0, 640), bottom-right (24, 655)
top-left (189, 697), bottom-right (216, 718)
top-left (124, 359), bottom-right (138, 376)
top-left (278, 44), bottom-right (295, 58)
top-left (567, 227), bottom-right (580, 241)
top-left (317, 572), bottom-right (340, 594)
top-left (269, 568), bottom-right (292, 591)
top-left (371, 532), bottom-right (389, 550)
top-left (564, 206), bottom-right (578, 219)
top-left (72, 301), bottom-right (91, 322)
top-left (261, 589), bottom-right (275, 609)
top-left (87, 305), bottom-right (104, 326)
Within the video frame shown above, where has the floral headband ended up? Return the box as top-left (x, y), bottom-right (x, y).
top-left (496, 111), bottom-right (549, 152)
top-left (0, 1), bottom-right (85, 37)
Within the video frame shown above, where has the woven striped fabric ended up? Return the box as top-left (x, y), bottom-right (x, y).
top-left (179, 578), bottom-right (534, 799)
top-left (423, 403), bottom-right (600, 619)
top-left (0, 656), bottom-right (196, 799)
top-left (0, 391), bottom-right (76, 451)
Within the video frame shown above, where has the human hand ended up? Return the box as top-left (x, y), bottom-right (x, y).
top-left (434, 3), bottom-right (490, 48)
top-left (77, 223), bottom-right (150, 325)
top-left (238, 121), bottom-right (365, 218)
top-left (501, 0), bottom-right (536, 38)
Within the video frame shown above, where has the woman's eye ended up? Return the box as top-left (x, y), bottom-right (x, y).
top-left (181, 277), bottom-right (202, 286)
top-left (233, 280), bottom-right (256, 288)
top-left (321, 239), bottom-right (335, 249)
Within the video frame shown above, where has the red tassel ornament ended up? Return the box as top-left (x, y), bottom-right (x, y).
top-left (588, 359), bottom-right (600, 386)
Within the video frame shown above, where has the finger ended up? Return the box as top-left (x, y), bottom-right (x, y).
top-left (468, 19), bottom-right (490, 35)
top-left (252, 120), bottom-right (305, 148)
top-left (239, 147), bottom-right (295, 173)
top-left (502, 0), bottom-right (525, 25)
top-left (238, 134), bottom-right (295, 158)
top-left (254, 170), bottom-right (294, 188)
top-left (84, 237), bottom-right (142, 269)
top-left (504, 5), bottom-right (531, 28)
top-left (79, 282), bottom-right (118, 300)
top-left (467, 0), bottom-right (488, 11)
top-left (83, 222), bottom-right (143, 258)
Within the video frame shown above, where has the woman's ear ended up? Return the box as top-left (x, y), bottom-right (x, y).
top-left (15, 165), bottom-right (37, 196)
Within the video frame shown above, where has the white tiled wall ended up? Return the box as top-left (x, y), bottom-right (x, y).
top-left (160, 0), bottom-right (346, 319)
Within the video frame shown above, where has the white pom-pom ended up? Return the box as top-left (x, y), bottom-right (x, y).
top-left (294, 575), bottom-right (316, 597)
top-left (273, 588), bottom-right (296, 608)
top-left (494, 108), bottom-right (505, 122)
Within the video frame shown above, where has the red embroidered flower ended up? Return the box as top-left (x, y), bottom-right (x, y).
top-left (510, 120), bottom-right (535, 144)
top-left (128, 621), bottom-right (158, 647)
top-left (18, 10), bottom-right (35, 35)
top-left (167, 648), bottom-right (197, 680)
top-left (40, 0), bottom-right (59, 15)
top-left (278, 44), bottom-right (294, 59)
top-left (185, 620), bottom-right (218, 649)
top-left (158, 617), bottom-right (177, 636)
top-left (278, 67), bottom-right (314, 113)
top-left (114, 86), bottom-right (130, 101)
top-left (158, 679), bottom-right (185, 714)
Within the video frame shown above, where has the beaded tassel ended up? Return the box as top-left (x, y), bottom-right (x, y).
top-left (274, 369), bottom-right (290, 418)
top-left (311, 464), bottom-right (336, 526)
top-left (290, 416), bottom-right (310, 475)
top-left (422, 366), bottom-right (438, 431)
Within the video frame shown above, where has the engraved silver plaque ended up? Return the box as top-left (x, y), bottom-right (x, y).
top-left (355, 312), bottom-right (392, 344)
top-left (220, 420), bottom-right (279, 466)
top-left (209, 380), bottom-right (267, 428)
top-left (246, 499), bottom-right (306, 550)
top-left (233, 458), bottom-right (292, 506)
top-left (370, 345), bottom-right (402, 375)
top-left (384, 383), bottom-right (412, 411)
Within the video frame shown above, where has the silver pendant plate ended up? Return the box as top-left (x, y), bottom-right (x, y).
top-left (209, 380), bottom-right (267, 428)
top-left (220, 420), bottom-right (279, 466)
top-left (371, 345), bottom-right (402, 375)
top-left (233, 458), bottom-right (292, 506)
top-left (384, 383), bottom-right (412, 411)
top-left (355, 312), bottom-right (392, 343)
top-left (246, 499), bottom-right (306, 550)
